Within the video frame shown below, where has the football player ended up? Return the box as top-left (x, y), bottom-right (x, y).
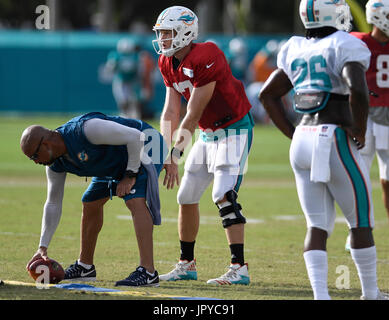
top-left (153, 6), bottom-right (254, 285)
top-left (105, 38), bottom-right (154, 119)
top-left (21, 112), bottom-right (166, 287)
top-left (352, 0), bottom-right (389, 222)
top-left (260, 0), bottom-right (387, 300)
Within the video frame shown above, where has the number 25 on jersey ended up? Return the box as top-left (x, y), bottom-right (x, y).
top-left (292, 55), bottom-right (332, 91)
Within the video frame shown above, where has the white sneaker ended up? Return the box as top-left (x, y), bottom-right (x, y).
top-left (159, 259), bottom-right (197, 281)
top-left (361, 290), bottom-right (389, 300)
top-left (206, 263), bottom-right (250, 285)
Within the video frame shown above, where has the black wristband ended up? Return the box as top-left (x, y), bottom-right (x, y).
top-left (171, 147), bottom-right (184, 159)
top-left (125, 170), bottom-right (138, 178)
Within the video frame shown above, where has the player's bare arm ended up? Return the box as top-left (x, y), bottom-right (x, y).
top-left (163, 81), bottom-right (216, 190)
top-left (160, 86), bottom-right (182, 148)
top-left (259, 69), bottom-right (295, 139)
top-left (175, 81), bottom-right (216, 147)
top-left (160, 87), bottom-right (182, 189)
top-left (341, 62), bottom-right (370, 149)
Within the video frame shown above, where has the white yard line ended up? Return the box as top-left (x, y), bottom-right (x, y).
top-left (0, 231), bottom-right (75, 241)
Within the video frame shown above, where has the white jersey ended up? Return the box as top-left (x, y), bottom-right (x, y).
top-left (277, 31), bottom-right (371, 95)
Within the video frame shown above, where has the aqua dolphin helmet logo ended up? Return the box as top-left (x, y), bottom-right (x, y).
top-left (372, 2), bottom-right (385, 8)
top-left (178, 12), bottom-right (195, 25)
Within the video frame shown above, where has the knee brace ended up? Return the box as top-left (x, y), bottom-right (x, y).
top-left (217, 190), bottom-right (246, 228)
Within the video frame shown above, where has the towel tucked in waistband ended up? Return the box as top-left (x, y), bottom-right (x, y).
top-left (310, 125), bottom-right (337, 183)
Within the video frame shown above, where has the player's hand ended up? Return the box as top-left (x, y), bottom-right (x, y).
top-left (26, 247), bottom-right (48, 270)
top-left (163, 157), bottom-right (180, 189)
top-left (344, 126), bottom-right (365, 150)
top-left (117, 177), bottom-right (136, 198)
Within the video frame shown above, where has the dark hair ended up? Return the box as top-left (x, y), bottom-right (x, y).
top-left (305, 26), bottom-right (339, 39)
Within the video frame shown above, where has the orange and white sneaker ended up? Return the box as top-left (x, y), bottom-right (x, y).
top-left (206, 263), bottom-right (250, 285)
top-left (159, 259), bottom-right (197, 281)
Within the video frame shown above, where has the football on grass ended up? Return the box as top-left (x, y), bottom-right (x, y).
top-left (28, 258), bottom-right (65, 284)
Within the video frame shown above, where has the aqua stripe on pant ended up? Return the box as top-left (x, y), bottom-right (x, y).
top-left (334, 128), bottom-right (371, 228)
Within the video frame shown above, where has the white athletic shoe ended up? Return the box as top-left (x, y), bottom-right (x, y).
top-left (159, 259), bottom-right (197, 281)
top-left (206, 263), bottom-right (250, 285)
top-left (361, 290), bottom-right (389, 300)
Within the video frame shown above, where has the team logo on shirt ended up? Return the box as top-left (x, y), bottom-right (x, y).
top-left (77, 151), bottom-right (89, 162)
top-left (183, 67), bottom-right (194, 78)
top-left (206, 62), bottom-right (215, 69)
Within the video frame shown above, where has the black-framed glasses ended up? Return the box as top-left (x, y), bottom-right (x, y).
top-left (29, 137), bottom-right (44, 161)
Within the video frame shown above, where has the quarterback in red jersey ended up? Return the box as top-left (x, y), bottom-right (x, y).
top-left (158, 41), bottom-right (251, 131)
top-left (351, 0), bottom-right (389, 222)
top-left (153, 6), bottom-right (254, 285)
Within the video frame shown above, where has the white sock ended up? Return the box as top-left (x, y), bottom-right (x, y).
top-left (77, 259), bottom-right (92, 270)
top-left (303, 250), bottom-right (331, 300)
top-left (350, 246), bottom-right (378, 299)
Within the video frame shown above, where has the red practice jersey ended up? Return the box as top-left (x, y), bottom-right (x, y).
top-left (351, 32), bottom-right (389, 107)
top-left (158, 42), bottom-right (252, 131)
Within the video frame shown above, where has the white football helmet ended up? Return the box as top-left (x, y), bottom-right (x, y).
top-left (152, 6), bottom-right (198, 57)
top-left (366, 0), bottom-right (389, 37)
top-left (299, 0), bottom-right (353, 32)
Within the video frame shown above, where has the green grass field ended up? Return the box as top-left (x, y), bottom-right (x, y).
top-left (1, 115), bottom-right (388, 300)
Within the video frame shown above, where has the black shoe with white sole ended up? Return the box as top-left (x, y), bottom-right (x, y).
top-left (115, 266), bottom-right (159, 287)
top-left (64, 261), bottom-right (96, 281)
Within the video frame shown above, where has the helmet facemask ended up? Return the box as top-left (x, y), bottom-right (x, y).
top-left (152, 29), bottom-right (181, 57)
